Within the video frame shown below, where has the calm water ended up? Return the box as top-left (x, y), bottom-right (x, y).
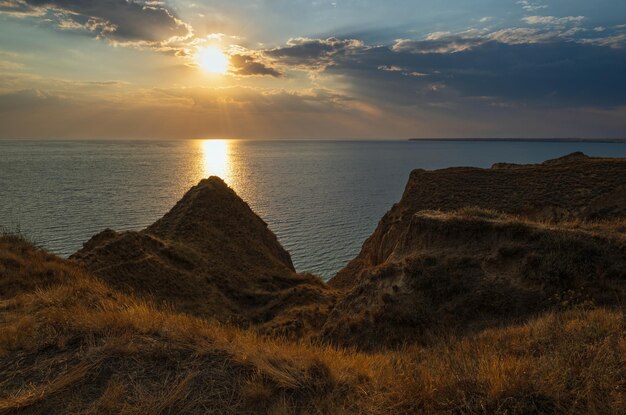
top-left (2, 139), bottom-right (626, 279)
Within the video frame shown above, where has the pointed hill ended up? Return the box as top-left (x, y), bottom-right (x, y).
top-left (71, 177), bottom-right (335, 336)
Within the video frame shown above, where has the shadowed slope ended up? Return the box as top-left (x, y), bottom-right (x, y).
top-left (71, 177), bottom-right (335, 335)
top-left (331, 152), bottom-right (626, 290)
top-left (147, 177), bottom-right (295, 273)
top-left (321, 209), bottom-right (626, 349)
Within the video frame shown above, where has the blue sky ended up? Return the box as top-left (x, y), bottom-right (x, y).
top-left (1, 0), bottom-right (625, 139)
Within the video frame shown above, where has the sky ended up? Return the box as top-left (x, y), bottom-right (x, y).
top-left (0, 0), bottom-right (625, 139)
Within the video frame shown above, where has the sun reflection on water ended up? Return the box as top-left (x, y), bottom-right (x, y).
top-left (200, 139), bottom-right (230, 182)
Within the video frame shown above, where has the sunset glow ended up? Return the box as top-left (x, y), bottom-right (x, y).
top-left (1, 1), bottom-right (625, 139)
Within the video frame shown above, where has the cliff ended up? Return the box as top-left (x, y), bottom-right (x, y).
top-left (323, 153), bottom-right (626, 349)
top-left (330, 152), bottom-right (626, 290)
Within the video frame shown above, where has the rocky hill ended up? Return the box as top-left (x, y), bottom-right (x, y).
top-left (324, 153), bottom-right (626, 350)
top-left (70, 177), bottom-right (336, 337)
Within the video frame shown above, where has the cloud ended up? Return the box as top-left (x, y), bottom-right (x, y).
top-left (2, 67), bottom-right (626, 140)
top-left (161, 86), bottom-right (352, 113)
top-left (0, 81), bottom-right (382, 139)
top-left (391, 27), bottom-right (585, 54)
top-left (393, 31), bottom-right (485, 54)
top-left (580, 33), bottom-right (626, 49)
top-left (517, 1), bottom-right (548, 12)
top-left (231, 18), bottom-right (626, 109)
top-left (3, 81), bottom-right (625, 140)
top-left (391, 27), bottom-right (575, 54)
top-left (0, 0), bottom-right (45, 17)
top-left (487, 28), bottom-right (569, 44)
top-left (264, 37), bottom-right (366, 70)
top-left (523, 16), bottom-right (585, 26)
top-left (0, 0), bottom-right (192, 47)
top-left (229, 54), bottom-right (282, 77)
top-left (391, 21), bottom-right (596, 55)
top-left (378, 65), bottom-right (427, 77)
top-left (258, 30), bottom-right (626, 109)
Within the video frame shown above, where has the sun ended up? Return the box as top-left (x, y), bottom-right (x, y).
top-left (197, 47), bottom-right (229, 74)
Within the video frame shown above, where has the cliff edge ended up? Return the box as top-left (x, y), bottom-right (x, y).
top-left (330, 152), bottom-right (626, 290)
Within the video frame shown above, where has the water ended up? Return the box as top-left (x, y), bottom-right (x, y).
top-left (2, 139), bottom-right (626, 280)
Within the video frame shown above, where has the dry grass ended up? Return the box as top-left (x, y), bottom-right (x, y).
top-left (393, 308), bottom-right (625, 414)
top-left (0, 236), bottom-right (624, 414)
top-left (0, 273), bottom-right (376, 414)
top-left (450, 206), bottom-right (626, 240)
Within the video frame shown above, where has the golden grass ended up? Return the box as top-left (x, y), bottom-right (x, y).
top-left (1, 235), bottom-right (624, 414)
top-left (1, 278), bottom-right (624, 413)
top-left (450, 206), bottom-right (626, 240)
top-left (393, 308), bottom-right (625, 414)
top-left (0, 362), bottom-right (96, 412)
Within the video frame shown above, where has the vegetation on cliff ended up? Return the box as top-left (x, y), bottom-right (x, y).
top-left (1, 153), bottom-right (624, 414)
top-left (321, 208), bottom-right (625, 349)
top-left (331, 152), bottom-right (626, 290)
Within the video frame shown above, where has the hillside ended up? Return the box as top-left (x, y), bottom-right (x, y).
top-left (70, 177), bottom-right (336, 337)
top-left (325, 153), bottom-right (626, 349)
top-left (1, 235), bottom-right (624, 414)
top-left (322, 208), bottom-right (626, 349)
top-left (1, 153), bottom-right (625, 414)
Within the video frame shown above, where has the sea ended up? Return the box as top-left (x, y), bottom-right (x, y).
top-left (2, 139), bottom-right (626, 280)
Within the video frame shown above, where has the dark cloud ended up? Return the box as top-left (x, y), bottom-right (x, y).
top-left (229, 54), bottom-right (281, 77)
top-left (339, 42), bottom-right (626, 108)
top-left (264, 37), bottom-right (365, 69)
top-left (0, 0), bottom-right (191, 44)
top-left (259, 26), bottom-right (626, 109)
top-left (392, 36), bottom-right (483, 54)
top-left (390, 27), bottom-right (591, 54)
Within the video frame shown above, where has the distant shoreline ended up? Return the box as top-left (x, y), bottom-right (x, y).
top-left (409, 138), bottom-right (626, 143)
top-left (2, 137), bottom-right (626, 143)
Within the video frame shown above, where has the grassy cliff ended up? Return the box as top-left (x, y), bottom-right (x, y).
top-left (1, 153), bottom-right (624, 414)
top-left (331, 152), bottom-right (626, 290)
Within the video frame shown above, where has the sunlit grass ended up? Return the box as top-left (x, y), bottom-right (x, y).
top-left (0, 236), bottom-right (624, 414)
